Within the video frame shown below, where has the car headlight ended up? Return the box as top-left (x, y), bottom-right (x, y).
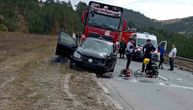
top-left (137, 48), bottom-right (141, 51)
top-left (73, 51), bottom-right (81, 59)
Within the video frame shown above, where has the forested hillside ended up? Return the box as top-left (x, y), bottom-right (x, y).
top-left (0, 0), bottom-right (192, 58)
top-left (122, 9), bottom-right (193, 58)
top-left (0, 0), bottom-right (85, 34)
top-left (123, 9), bottom-right (161, 28)
top-left (140, 27), bottom-right (193, 58)
top-left (160, 16), bottom-right (193, 36)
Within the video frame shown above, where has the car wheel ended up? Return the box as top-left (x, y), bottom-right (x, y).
top-left (69, 60), bottom-right (76, 69)
top-left (95, 71), bottom-right (104, 78)
top-left (110, 65), bottom-right (115, 72)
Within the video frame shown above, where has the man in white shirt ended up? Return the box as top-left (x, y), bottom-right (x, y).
top-left (168, 44), bottom-right (177, 71)
top-left (125, 38), bottom-right (134, 69)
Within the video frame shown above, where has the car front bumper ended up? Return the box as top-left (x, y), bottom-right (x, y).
top-left (71, 56), bottom-right (110, 72)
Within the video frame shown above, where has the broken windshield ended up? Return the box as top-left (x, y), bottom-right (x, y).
top-left (88, 12), bottom-right (120, 31)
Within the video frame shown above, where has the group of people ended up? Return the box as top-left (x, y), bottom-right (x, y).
top-left (117, 38), bottom-right (177, 72)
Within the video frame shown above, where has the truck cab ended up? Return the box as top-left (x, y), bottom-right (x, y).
top-left (81, 1), bottom-right (127, 43)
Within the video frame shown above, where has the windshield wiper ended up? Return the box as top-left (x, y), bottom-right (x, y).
top-left (101, 24), bottom-right (116, 31)
top-left (89, 22), bottom-right (103, 28)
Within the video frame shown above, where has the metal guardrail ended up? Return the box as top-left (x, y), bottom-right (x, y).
top-left (164, 54), bottom-right (193, 72)
top-left (165, 54), bottom-right (193, 63)
top-left (175, 56), bottom-right (193, 63)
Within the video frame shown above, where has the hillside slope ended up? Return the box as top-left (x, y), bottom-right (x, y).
top-left (123, 9), bottom-right (161, 28)
top-left (123, 9), bottom-right (193, 37)
top-left (160, 16), bottom-right (193, 36)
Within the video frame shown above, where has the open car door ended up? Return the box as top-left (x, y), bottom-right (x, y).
top-left (55, 32), bottom-right (77, 58)
top-left (158, 41), bottom-right (167, 51)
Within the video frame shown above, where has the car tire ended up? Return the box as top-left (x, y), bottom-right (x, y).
top-left (95, 71), bottom-right (105, 77)
top-left (110, 65), bottom-right (115, 72)
top-left (69, 60), bottom-right (76, 69)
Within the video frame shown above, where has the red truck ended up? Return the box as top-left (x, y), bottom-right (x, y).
top-left (81, 1), bottom-right (129, 43)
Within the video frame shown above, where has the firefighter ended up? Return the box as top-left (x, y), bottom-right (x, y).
top-left (141, 39), bottom-right (156, 72)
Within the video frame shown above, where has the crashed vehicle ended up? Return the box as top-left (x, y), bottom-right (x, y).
top-left (80, 1), bottom-right (127, 43)
top-left (55, 32), bottom-right (117, 74)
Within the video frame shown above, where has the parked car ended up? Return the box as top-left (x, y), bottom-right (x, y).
top-left (55, 32), bottom-right (117, 74)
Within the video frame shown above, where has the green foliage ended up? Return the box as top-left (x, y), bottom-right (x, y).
top-left (161, 17), bottom-right (193, 36)
top-left (123, 9), bottom-right (162, 28)
top-left (27, 1), bottom-right (83, 34)
top-left (0, 0), bottom-right (83, 34)
top-left (0, 24), bottom-right (8, 31)
top-left (0, 1), bottom-right (192, 58)
top-left (140, 27), bottom-right (193, 59)
top-left (75, 1), bottom-right (87, 17)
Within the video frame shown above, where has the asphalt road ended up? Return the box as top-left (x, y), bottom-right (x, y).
top-left (100, 58), bottom-right (193, 110)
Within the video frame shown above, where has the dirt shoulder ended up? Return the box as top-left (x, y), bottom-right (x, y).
top-left (0, 32), bottom-right (116, 110)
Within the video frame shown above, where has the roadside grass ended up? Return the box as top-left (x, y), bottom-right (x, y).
top-left (0, 46), bottom-right (54, 110)
top-left (0, 32), bottom-right (117, 110)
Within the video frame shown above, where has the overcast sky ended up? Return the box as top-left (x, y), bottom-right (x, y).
top-left (63, 0), bottom-right (193, 20)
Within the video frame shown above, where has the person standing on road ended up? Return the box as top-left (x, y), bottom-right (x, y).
top-left (158, 46), bottom-right (165, 69)
top-left (119, 38), bottom-right (126, 58)
top-left (168, 44), bottom-right (177, 71)
top-left (141, 39), bottom-right (156, 72)
top-left (125, 38), bottom-right (135, 69)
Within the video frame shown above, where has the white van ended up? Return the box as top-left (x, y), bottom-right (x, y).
top-left (131, 32), bottom-right (167, 61)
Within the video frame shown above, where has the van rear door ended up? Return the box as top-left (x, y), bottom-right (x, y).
top-left (158, 41), bottom-right (167, 51)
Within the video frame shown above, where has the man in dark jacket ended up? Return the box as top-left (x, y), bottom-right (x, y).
top-left (141, 39), bottom-right (156, 72)
top-left (119, 38), bottom-right (126, 58)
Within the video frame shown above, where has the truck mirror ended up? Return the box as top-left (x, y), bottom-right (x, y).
top-left (122, 19), bottom-right (127, 31)
top-left (81, 10), bottom-right (87, 24)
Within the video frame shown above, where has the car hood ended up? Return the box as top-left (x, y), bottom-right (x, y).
top-left (76, 47), bottom-right (110, 59)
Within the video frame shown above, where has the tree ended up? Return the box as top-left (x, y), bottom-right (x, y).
top-left (67, 0), bottom-right (72, 8)
top-left (75, 1), bottom-right (87, 17)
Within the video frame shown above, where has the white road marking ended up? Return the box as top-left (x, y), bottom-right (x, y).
top-left (158, 75), bottom-right (168, 81)
top-left (169, 84), bottom-right (193, 91)
top-left (159, 82), bottom-right (166, 86)
top-left (130, 78), bottom-right (137, 83)
top-left (159, 82), bottom-right (193, 91)
top-left (176, 78), bottom-right (183, 81)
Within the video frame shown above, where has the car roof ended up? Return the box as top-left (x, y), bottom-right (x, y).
top-left (86, 37), bottom-right (114, 45)
top-left (135, 33), bottom-right (157, 41)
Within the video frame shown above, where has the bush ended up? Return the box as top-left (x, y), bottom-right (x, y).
top-left (0, 24), bottom-right (8, 31)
